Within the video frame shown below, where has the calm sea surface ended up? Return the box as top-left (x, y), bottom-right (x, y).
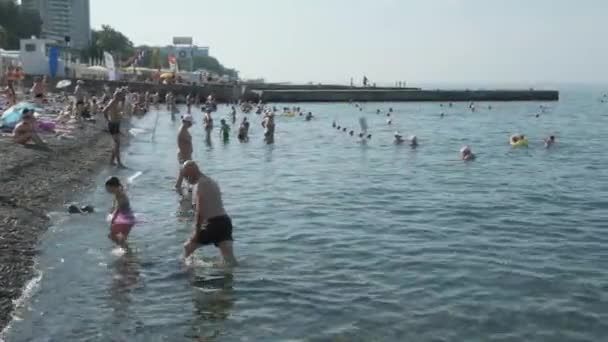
top-left (4, 88), bottom-right (608, 341)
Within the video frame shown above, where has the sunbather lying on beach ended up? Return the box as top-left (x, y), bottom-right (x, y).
top-left (13, 109), bottom-right (49, 149)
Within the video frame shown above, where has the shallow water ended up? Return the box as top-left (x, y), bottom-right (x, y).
top-left (4, 89), bottom-right (608, 341)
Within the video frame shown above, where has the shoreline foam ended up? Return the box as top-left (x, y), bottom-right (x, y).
top-left (0, 116), bottom-right (124, 331)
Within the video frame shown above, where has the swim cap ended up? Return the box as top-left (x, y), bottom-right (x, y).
top-left (460, 146), bottom-right (471, 153)
top-left (182, 114), bottom-right (194, 123)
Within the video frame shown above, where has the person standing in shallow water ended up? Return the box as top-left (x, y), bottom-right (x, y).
top-left (105, 177), bottom-right (135, 248)
top-left (219, 119), bottom-right (230, 143)
top-left (177, 161), bottom-right (238, 266)
top-left (176, 115), bottom-right (194, 187)
top-left (103, 90), bottom-right (126, 168)
top-left (262, 113), bottom-right (275, 144)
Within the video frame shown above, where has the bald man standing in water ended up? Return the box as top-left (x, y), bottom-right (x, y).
top-left (176, 161), bottom-right (237, 266)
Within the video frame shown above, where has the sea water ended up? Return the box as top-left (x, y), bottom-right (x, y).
top-left (4, 87), bottom-right (608, 341)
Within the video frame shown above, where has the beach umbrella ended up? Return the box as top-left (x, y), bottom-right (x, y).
top-left (56, 80), bottom-right (72, 89)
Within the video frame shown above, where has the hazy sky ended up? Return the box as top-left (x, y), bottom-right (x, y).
top-left (91, 0), bottom-right (608, 85)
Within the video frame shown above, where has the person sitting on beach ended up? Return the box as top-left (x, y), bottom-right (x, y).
top-left (12, 109), bottom-right (49, 149)
top-left (30, 76), bottom-right (45, 104)
top-left (105, 176), bottom-right (136, 248)
top-left (461, 146), bottom-right (475, 161)
top-left (3, 85), bottom-right (16, 107)
top-left (394, 132), bottom-right (404, 144)
top-left (409, 135), bottom-right (418, 148)
top-left (544, 135), bottom-right (556, 148)
top-left (178, 161), bottom-right (238, 266)
top-left (220, 119), bottom-right (231, 143)
top-left (103, 90), bottom-right (126, 168)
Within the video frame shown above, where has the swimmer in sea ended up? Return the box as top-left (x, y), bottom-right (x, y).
top-left (376, 109), bottom-right (381, 115)
top-left (342, 127), bottom-right (347, 132)
top-left (220, 119), bottom-right (231, 143)
top-left (105, 176), bottom-right (135, 248)
top-left (177, 115), bottom-right (194, 186)
top-left (460, 146), bottom-right (475, 161)
top-left (337, 125), bottom-right (341, 130)
top-left (349, 130), bottom-right (354, 136)
top-left (394, 132), bottom-right (404, 144)
top-left (409, 135), bottom-right (418, 148)
top-left (544, 135), bottom-right (556, 148)
top-left (178, 161), bottom-right (238, 266)
top-left (510, 135), bottom-right (520, 144)
top-left (332, 120), bottom-right (336, 128)
top-left (305, 112), bottom-right (313, 121)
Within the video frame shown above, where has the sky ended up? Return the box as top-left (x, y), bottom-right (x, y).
top-left (91, 0), bottom-right (608, 86)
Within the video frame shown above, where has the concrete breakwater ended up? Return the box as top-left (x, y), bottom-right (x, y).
top-left (254, 88), bottom-right (559, 103)
top-left (26, 76), bottom-right (558, 103)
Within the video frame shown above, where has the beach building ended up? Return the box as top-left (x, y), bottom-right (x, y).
top-left (21, 0), bottom-right (91, 50)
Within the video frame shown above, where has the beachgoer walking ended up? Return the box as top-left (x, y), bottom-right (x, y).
top-left (105, 177), bottom-right (136, 247)
top-left (178, 161), bottom-right (238, 266)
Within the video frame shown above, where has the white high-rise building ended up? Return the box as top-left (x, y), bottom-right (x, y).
top-left (21, 0), bottom-right (91, 50)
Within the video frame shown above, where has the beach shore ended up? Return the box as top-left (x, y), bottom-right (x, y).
top-left (0, 118), bottom-right (117, 330)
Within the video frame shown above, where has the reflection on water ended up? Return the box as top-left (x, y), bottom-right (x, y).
top-left (6, 93), bottom-right (608, 341)
top-left (109, 249), bottom-right (141, 323)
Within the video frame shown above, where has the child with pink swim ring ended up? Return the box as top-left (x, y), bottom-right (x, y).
top-left (105, 176), bottom-right (136, 247)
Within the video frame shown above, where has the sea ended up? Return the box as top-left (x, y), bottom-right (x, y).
top-left (3, 86), bottom-right (608, 341)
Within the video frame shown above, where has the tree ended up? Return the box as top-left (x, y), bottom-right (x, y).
top-left (0, 1), bottom-right (42, 49)
top-left (87, 25), bottom-right (134, 62)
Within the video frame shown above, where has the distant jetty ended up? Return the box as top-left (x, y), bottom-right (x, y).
top-left (244, 86), bottom-right (559, 103)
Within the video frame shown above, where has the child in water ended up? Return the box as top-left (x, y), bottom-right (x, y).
top-left (220, 119), bottom-right (231, 142)
top-left (105, 177), bottom-right (135, 247)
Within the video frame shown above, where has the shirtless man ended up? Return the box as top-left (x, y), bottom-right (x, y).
top-left (103, 90), bottom-right (126, 168)
top-left (31, 77), bottom-right (45, 105)
top-left (13, 109), bottom-right (49, 149)
top-left (176, 115), bottom-right (194, 184)
top-left (262, 113), bottom-right (275, 144)
top-left (177, 161), bottom-right (238, 266)
top-left (74, 80), bottom-right (86, 121)
top-left (186, 94), bottom-right (193, 114)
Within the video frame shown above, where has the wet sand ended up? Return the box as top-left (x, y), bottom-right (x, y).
top-left (0, 118), bottom-right (119, 330)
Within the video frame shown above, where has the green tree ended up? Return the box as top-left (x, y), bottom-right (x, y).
top-left (0, 1), bottom-right (42, 49)
top-left (86, 25), bottom-right (134, 62)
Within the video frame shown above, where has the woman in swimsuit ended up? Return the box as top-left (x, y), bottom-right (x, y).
top-left (105, 177), bottom-right (136, 247)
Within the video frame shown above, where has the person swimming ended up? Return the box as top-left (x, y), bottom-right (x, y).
top-left (332, 120), bottom-right (337, 128)
top-left (510, 135), bottom-right (520, 144)
top-left (105, 177), bottom-right (136, 247)
top-left (544, 135), bottom-right (556, 148)
top-left (460, 146), bottom-right (475, 161)
top-left (440, 112), bottom-right (445, 118)
top-left (305, 112), bottom-right (313, 121)
top-left (349, 130), bottom-right (354, 136)
top-left (394, 132), bottom-right (404, 144)
top-left (409, 135), bottom-right (418, 148)
top-left (337, 125), bottom-right (341, 130)
top-left (342, 127), bottom-right (347, 132)
top-left (220, 119), bottom-right (230, 142)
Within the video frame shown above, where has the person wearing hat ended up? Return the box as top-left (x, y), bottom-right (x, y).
top-left (460, 146), bottom-right (475, 161)
top-left (409, 135), bottom-right (418, 148)
top-left (13, 109), bottom-right (48, 149)
top-left (394, 132), bottom-right (405, 144)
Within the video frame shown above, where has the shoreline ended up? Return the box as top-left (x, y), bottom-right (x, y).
top-left (0, 116), bottom-right (125, 331)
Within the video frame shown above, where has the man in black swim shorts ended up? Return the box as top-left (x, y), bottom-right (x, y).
top-left (179, 161), bottom-right (238, 266)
